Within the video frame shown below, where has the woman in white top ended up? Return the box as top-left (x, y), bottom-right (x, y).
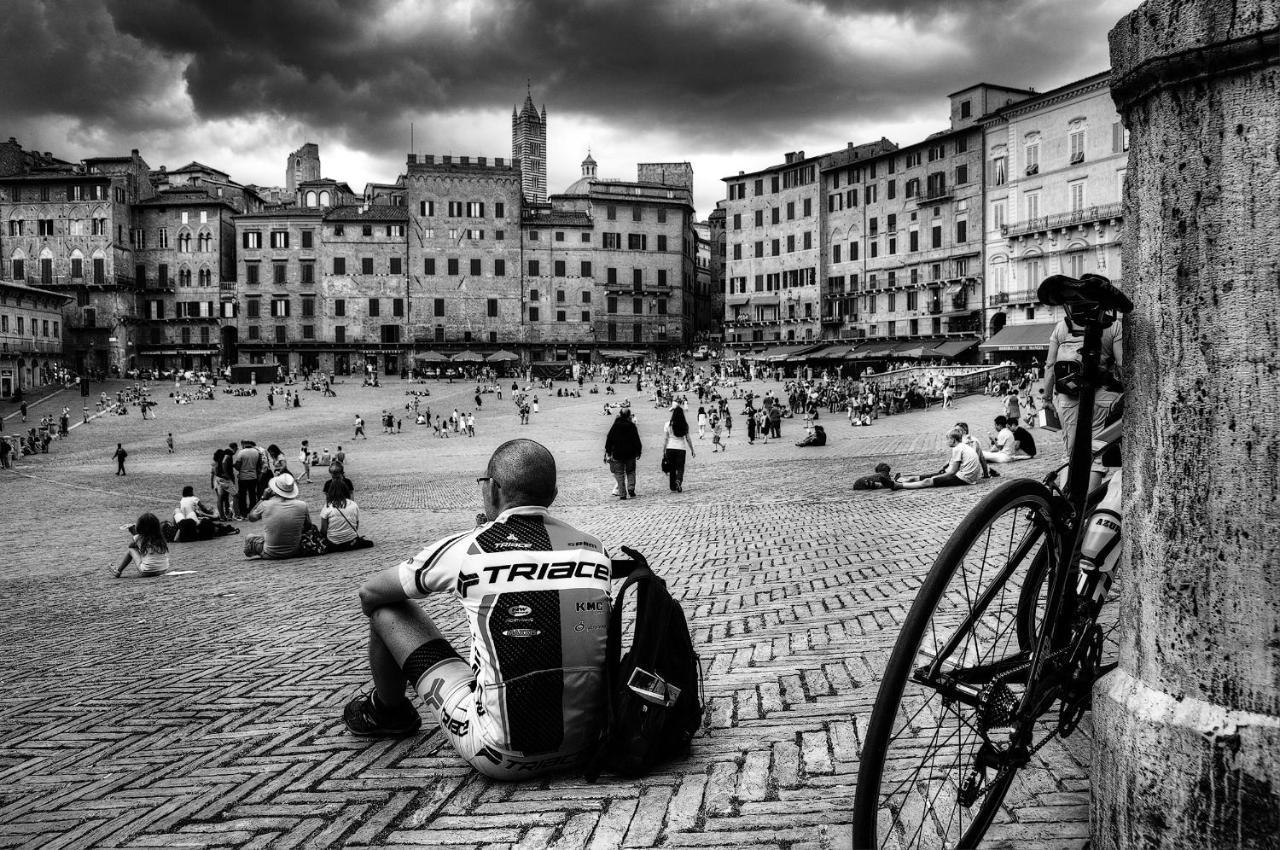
top-left (319, 478), bottom-right (373, 551)
top-left (662, 405), bottom-right (696, 493)
top-left (111, 512), bottom-right (170, 577)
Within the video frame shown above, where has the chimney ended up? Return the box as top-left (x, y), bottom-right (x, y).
top-left (408, 153), bottom-right (417, 164)
top-left (460, 155), bottom-right (470, 164)
top-left (425, 154), bottom-right (434, 164)
top-left (496, 157), bottom-right (504, 167)
top-left (478, 156), bottom-right (487, 166)
top-left (131, 148), bottom-right (139, 157)
top-left (443, 155), bottom-right (452, 164)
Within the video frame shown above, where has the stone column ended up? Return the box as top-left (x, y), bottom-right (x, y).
top-left (1094, 2), bottom-right (1280, 847)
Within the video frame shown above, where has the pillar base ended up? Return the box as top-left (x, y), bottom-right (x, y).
top-left (1091, 667), bottom-right (1280, 849)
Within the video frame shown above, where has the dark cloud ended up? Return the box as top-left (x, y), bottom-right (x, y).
top-left (2, 0), bottom-right (1133, 194)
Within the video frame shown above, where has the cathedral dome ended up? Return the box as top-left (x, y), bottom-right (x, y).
top-left (563, 151), bottom-right (598, 195)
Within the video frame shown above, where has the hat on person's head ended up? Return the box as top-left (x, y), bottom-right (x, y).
top-left (268, 473), bottom-right (299, 499)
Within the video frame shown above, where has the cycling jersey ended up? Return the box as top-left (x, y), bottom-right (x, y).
top-left (396, 506), bottom-right (611, 761)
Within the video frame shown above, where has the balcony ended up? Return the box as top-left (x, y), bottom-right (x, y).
top-left (1001, 202), bottom-right (1123, 239)
top-left (915, 185), bottom-right (953, 205)
top-left (219, 282), bottom-right (237, 300)
top-left (987, 288), bottom-right (1040, 306)
top-left (0, 337), bottom-right (62, 355)
top-left (821, 314), bottom-right (844, 325)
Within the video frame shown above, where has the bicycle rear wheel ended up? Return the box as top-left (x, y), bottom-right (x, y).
top-left (853, 479), bottom-right (1058, 849)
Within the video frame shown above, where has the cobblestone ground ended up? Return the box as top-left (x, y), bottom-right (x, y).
top-left (0, 378), bottom-right (1093, 849)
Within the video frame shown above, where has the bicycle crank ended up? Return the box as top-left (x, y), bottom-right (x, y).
top-left (1057, 623), bottom-right (1103, 736)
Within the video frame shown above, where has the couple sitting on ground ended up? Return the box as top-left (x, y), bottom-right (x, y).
top-left (893, 415), bottom-right (1039, 490)
top-left (243, 467), bottom-right (372, 559)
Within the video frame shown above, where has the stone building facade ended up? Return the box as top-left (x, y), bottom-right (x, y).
top-left (707, 204), bottom-right (726, 343)
top-left (981, 72), bottom-right (1128, 351)
top-left (0, 280), bottom-right (69, 399)
top-left (0, 149), bottom-right (154, 374)
top-left (286, 143), bottom-right (320, 195)
top-left (721, 151), bottom-right (827, 347)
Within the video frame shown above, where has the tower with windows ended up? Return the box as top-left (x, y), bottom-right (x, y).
top-left (512, 88), bottom-right (547, 203)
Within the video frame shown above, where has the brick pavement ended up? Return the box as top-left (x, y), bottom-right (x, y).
top-left (0, 378), bottom-right (1094, 848)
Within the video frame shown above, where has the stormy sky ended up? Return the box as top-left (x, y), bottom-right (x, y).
top-left (1, 0), bottom-right (1141, 217)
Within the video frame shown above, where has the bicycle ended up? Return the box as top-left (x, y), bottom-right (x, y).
top-left (852, 273), bottom-right (1133, 849)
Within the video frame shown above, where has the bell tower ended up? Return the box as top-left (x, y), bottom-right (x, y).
top-left (512, 84), bottom-right (547, 203)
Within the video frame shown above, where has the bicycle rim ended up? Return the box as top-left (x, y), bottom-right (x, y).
top-left (854, 479), bottom-right (1057, 850)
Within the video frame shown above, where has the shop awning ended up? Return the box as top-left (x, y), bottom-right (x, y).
top-left (850, 342), bottom-right (898, 359)
top-left (452, 350), bottom-right (485, 362)
top-left (600, 349), bottom-right (644, 359)
top-left (414, 351), bottom-right (450, 362)
top-left (928, 339), bottom-right (981, 359)
top-left (486, 350), bottom-right (519, 362)
top-left (979, 322), bottom-right (1057, 351)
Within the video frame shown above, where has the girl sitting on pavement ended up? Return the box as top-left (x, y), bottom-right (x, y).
top-left (319, 478), bottom-right (374, 552)
top-left (111, 513), bottom-right (170, 578)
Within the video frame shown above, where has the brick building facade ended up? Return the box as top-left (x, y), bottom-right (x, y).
top-left (0, 281), bottom-right (70, 399)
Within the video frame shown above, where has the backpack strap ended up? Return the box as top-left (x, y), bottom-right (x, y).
top-left (585, 548), bottom-right (653, 782)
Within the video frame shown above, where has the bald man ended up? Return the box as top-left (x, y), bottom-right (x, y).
top-left (343, 439), bottom-right (613, 780)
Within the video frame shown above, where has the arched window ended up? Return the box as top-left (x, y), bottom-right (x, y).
top-left (305, 190), bottom-right (317, 207)
top-left (197, 230), bottom-right (212, 252)
top-left (69, 248), bottom-right (84, 279)
top-left (38, 247), bottom-right (53, 285)
top-left (198, 268), bottom-right (212, 287)
top-left (10, 248), bottom-right (26, 282)
top-left (318, 191), bottom-right (330, 207)
top-left (178, 230), bottom-right (192, 252)
top-left (179, 267), bottom-right (192, 287)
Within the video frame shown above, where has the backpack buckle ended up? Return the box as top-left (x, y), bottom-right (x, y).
top-left (628, 667), bottom-right (681, 707)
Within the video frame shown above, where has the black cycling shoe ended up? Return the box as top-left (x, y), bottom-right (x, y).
top-left (342, 690), bottom-right (422, 737)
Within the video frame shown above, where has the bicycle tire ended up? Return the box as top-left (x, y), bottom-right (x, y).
top-left (853, 478), bottom-right (1058, 850)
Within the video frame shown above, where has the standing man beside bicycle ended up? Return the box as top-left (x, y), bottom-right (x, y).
top-left (1042, 294), bottom-right (1125, 458)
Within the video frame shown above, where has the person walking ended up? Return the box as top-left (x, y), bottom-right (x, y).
top-left (604, 404), bottom-right (642, 499)
top-left (166, 433), bottom-right (175, 453)
top-left (663, 405), bottom-right (696, 493)
top-left (113, 443), bottom-right (128, 475)
top-left (298, 440), bottom-right (312, 483)
top-left (744, 403), bottom-right (757, 444)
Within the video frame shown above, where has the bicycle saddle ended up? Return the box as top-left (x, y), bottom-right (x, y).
top-left (1037, 274), bottom-right (1133, 314)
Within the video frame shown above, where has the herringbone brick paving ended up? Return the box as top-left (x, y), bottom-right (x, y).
top-left (0, 378), bottom-right (1093, 848)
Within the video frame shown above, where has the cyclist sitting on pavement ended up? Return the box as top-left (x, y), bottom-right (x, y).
top-left (894, 428), bottom-right (983, 489)
top-left (341, 439), bottom-right (613, 780)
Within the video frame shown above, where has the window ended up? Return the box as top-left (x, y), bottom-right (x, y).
top-left (993, 201), bottom-right (1006, 230)
top-left (420, 200), bottom-right (435, 216)
top-left (487, 298), bottom-right (498, 317)
top-left (360, 257), bottom-right (374, 275)
top-left (495, 201), bottom-right (505, 218)
top-left (931, 225), bottom-right (942, 249)
top-left (1070, 180), bottom-right (1086, 211)
top-left (368, 298), bottom-right (380, 317)
top-left (771, 207), bottom-right (780, 225)
top-left (581, 261), bottom-right (592, 277)
top-left (865, 185), bottom-right (876, 204)
top-left (771, 239), bottom-right (780, 256)
top-left (529, 306), bottom-right (540, 321)
top-left (956, 135), bottom-right (968, 153)
top-left (302, 324), bottom-right (314, 340)
top-left (332, 257), bottom-right (346, 275)
top-left (992, 156), bottom-right (1007, 186)
top-left (1070, 130), bottom-right (1086, 164)
top-left (270, 230), bottom-right (289, 249)
top-left (627, 234), bottom-right (647, 250)
top-left (1025, 141), bottom-right (1040, 175)
top-left (556, 310), bottom-right (566, 322)
top-left (803, 198), bottom-right (812, 217)
top-left (887, 180), bottom-right (896, 200)
top-left (275, 326), bottom-right (287, 344)
top-left (733, 213), bottom-right (742, 230)
top-left (334, 298), bottom-right (346, 316)
top-left (632, 207), bottom-right (641, 222)
top-left (71, 257), bottom-right (83, 278)
top-left (803, 231), bottom-right (812, 250)
top-left (528, 230), bottom-right (540, 241)
top-left (389, 257), bottom-right (402, 275)
top-left (247, 325), bottom-right (260, 340)
top-left (333, 224), bottom-right (344, 236)
top-left (1112, 122), bottom-right (1130, 153)
top-left (754, 210), bottom-right (763, 227)
top-left (273, 262), bottom-right (286, 284)
top-left (607, 296), bottom-right (617, 314)
top-left (389, 297), bottom-right (402, 317)
top-left (271, 298), bottom-right (290, 318)
top-left (955, 164), bottom-right (968, 185)
top-left (581, 310), bottom-right (590, 323)
top-left (1067, 251), bottom-right (1086, 277)
top-left (529, 260), bottom-right (540, 276)
top-left (1025, 191), bottom-right (1040, 220)
top-left (37, 219), bottom-right (54, 236)
top-left (956, 220), bottom-right (967, 243)
top-left (424, 258), bottom-right (436, 275)
top-left (960, 99), bottom-right (971, 119)
top-left (833, 244), bottom-right (841, 264)
top-left (787, 235), bottom-right (795, 253)
top-left (301, 230), bottom-right (313, 249)
top-left (554, 260), bottom-right (565, 277)
top-left (786, 202), bottom-right (795, 220)
top-left (603, 232), bottom-right (621, 249)
top-left (362, 224), bottom-right (373, 237)
top-left (434, 298), bottom-right (445, 317)
top-left (494, 259), bottom-right (505, 276)
top-left (606, 205), bottom-right (616, 220)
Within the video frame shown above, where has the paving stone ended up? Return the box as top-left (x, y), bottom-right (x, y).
top-left (0, 379), bottom-right (1092, 847)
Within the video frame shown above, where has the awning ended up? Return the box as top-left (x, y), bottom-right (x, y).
top-left (944, 283), bottom-right (965, 297)
top-left (979, 322), bottom-right (1057, 351)
top-left (600, 349), bottom-right (643, 359)
top-left (486, 350), bottom-right (519, 362)
top-left (452, 351), bottom-right (485, 362)
top-left (895, 346), bottom-right (928, 359)
top-left (414, 351), bottom-right (450, 362)
top-left (928, 339), bottom-right (981, 359)
top-left (851, 342), bottom-right (898, 359)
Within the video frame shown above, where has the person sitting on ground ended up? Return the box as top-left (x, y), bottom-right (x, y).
top-left (853, 462), bottom-right (896, 491)
top-left (983, 415), bottom-right (1032, 464)
top-left (341, 439), bottom-right (613, 781)
top-left (895, 428), bottom-right (983, 489)
top-left (172, 485), bottom-right (222, 541)
top-left (956, 421), bottom-right (994, 479)
top-left (1011, 419), bottom-right (1038, 459)
top-left (323, 461), bottom-right (355, 500)
top-left (319, 478), bottom-right (374, 551)
top-left (243, 473), bottom-right (309, 559)
top-left (111, 512), bottom-right (170, 577)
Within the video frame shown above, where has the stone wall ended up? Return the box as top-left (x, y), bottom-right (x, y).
top-left (1093, 1), bottom-right (1280, 847)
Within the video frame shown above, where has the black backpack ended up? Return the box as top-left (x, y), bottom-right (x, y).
top-left (586, 547), bottom-right (704, 781)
